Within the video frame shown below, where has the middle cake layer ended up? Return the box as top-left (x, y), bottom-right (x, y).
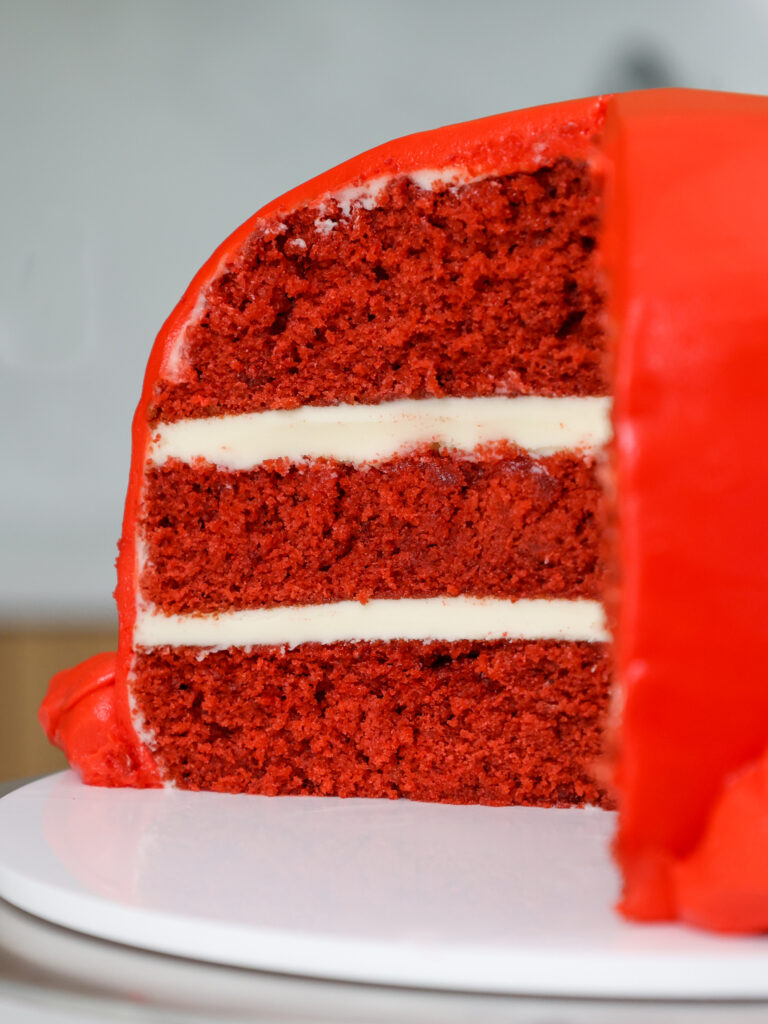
top-left (140, 445), bottom-right (602, 613)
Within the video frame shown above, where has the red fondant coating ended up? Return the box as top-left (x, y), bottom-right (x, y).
top-left (39, 653), bottom-right (160, 788)
top-left (605, 89), bottom-right (768, 930)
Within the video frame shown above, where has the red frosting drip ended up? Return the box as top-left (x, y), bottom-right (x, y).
top-left (39, 653), bottom-right (160, 788)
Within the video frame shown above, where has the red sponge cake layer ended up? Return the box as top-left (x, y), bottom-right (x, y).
top-left (149, 160), bottom-right (605, 423)
top-left (140, 447), bottom-right (603, 613)
top-left (130, 640), bottom-right (612, 805)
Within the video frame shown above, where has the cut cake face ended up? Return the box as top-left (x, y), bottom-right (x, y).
top-left (40, 90), bottom-right (768, 933)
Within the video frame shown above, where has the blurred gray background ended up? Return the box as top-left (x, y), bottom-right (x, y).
top-left (3, 0), bottom-right (768, 623)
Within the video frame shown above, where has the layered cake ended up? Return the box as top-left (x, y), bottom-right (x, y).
top-left (41, 89), bottom-right (768, 932)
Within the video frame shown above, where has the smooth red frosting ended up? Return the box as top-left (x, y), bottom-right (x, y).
top-left (39, 90), bottom-right (768, 931)
top-left (604, 89), bottom-right (768, 932)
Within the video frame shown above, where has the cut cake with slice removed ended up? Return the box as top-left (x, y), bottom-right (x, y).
top-left (40, 89), bottom-right (768, 932)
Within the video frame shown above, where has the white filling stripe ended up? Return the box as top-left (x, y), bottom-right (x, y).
top-left (134, 598), bottom-right (609, 649)
top-left (148, 397), bottom-right (612, 470)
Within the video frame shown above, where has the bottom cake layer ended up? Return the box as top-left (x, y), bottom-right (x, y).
top-left (130, 640), bottom-right (612, 805)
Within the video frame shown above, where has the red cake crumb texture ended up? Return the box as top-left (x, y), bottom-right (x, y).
top-left (40, 91), bottom-right (768, 934)
top-left (149, 160), bottom-right (605, 423)
top-left (140, 447), bottom-right (602, 613)
top-left (131, 641), bottom-right (610, 806)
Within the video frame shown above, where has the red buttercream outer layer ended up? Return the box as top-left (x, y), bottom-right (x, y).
top-left (604, 89), bottom-right (768, 931)
top-left (39, 653), bottom-right (160, 788)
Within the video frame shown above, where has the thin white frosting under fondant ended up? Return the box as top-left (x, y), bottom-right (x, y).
top-left (134, 597), bottom-right (609, 649)
top-left (148, 396), bottom-right (611, 470)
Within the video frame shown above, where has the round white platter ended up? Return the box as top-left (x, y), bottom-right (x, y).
top-left (0, 772), bottom-right (765, 999)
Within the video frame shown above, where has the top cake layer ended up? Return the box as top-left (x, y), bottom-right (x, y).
top-left (149, 160), bottom-right (606, 423)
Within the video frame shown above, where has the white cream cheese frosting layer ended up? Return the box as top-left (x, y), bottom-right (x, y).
top-left (148, 396), bottom-right (611, 470)
top-left (134, 597), bottom-right (609, 649)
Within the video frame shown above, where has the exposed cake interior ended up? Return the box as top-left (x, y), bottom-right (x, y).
top-left (140, 446), bottom-right (603, 612)
top-left (133, 157), bottom-right (612, 804)
top-left (150, 160), bottom-right (606, 421)
top-left (133, 641), bottom-right (610, 804)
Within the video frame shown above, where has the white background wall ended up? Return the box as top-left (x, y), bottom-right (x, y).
top-left (3, 0), bottom-right (768, 621)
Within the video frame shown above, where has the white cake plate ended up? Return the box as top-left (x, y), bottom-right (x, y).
top-left (0, 772), bottom-right (765, 999)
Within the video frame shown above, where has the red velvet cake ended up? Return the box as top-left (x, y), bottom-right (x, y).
top-left (40, 89), bottom-right (768, 933)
